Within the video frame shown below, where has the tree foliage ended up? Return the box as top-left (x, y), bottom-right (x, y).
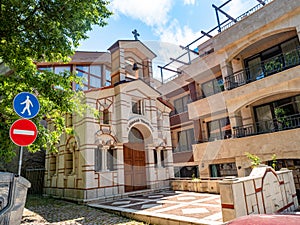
top-left (0, 0), bottom-right (112, 162)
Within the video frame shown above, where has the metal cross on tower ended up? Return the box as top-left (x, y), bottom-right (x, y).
top-left (132, 29), bottom-right (140, 40)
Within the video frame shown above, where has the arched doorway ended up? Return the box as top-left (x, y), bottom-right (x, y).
top-left (124, 127), bottom-right (147, 192)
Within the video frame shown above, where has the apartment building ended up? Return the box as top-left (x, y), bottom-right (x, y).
top-left (158, 0), bottom-right (300, 183)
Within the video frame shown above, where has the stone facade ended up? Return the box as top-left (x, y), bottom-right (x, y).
top-left (44, 41), bottom-right (174, 202)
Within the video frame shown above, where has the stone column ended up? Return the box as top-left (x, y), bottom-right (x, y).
top-left (166, 147), bottom-right (174, 179)
top-left (229, 111), bottom-right (242, 128)
top-left (145, 144), bottom-right (157, 189)
top-left (157, 148), bottom-right (162, 168)
top-left (220, 61), bottom-right (233, 90)
top-left (115, 144), bottom-right (125, 194)
top-left (102, 146), bottom-right (109, 171)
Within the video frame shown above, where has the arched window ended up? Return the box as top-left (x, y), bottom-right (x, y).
top-left (94, 145), bottom-right (117, 171)
top-left (128, 127), bottom-right (144, 143)
top-left (99, 108), bottom-right (110, 124)
top-left (103, 109), bottom-right (110, 124)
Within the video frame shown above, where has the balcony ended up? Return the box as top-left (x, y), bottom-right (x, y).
top-left (225, 47), bottom-right (300, 90)
top-left (233, 113), bottom-right (300, 138)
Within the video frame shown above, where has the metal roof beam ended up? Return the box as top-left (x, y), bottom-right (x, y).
top-left (257, 0), bottom-right (265, 6)
top-left (212, 4), bottom-right (237, 23)
top-left (169, 58), bottom-right (190, 65)
top-left (201, 31), bottom-right (213, 38)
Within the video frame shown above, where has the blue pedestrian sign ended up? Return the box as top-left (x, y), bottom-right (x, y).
top-left (13, 92), bottom-right (40, 119)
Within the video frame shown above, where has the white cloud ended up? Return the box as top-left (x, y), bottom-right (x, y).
top-left (220, 0), bottom-right (258, 18)
top-left (183, 0), bottom-right (196, 5)
top-left (110, 0), bottom-right (173, 27)
top-left (156, 19), bottom-right (207, 50)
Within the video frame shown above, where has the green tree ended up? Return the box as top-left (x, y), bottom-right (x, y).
top-left (0, 0), bottom-right (112, 162)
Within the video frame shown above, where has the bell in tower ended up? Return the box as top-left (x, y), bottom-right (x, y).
top-left (108, 40), bottom-right (156, 86)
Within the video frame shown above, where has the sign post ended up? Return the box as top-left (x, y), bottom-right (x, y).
top-left (11, 92), bottom-right (40, 176)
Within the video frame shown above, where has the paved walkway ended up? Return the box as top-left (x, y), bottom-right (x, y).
top-left (89, 190), bottom-right (224, 225)
top-left (22, 195), bottom-right (145, 224)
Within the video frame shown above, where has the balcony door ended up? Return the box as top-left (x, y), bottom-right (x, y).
top-left (254, 95), bottom-right (300, 133)
top-left (255, 105), bottom-right (274, 133)
top-left (246, 56), bottom-right (263, 81)
top-left (245, 36), bottom-right (300, 81)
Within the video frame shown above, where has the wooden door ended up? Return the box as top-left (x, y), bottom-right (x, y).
top-left (123, 143), bottom-right (147, 192)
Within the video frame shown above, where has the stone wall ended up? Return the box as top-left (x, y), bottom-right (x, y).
top-left (219, 165), bottom-right (298, 222)
top-left (171, 179), bottom-right (220, 194)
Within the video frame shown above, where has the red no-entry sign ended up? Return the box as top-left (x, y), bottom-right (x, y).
top-left (9, 119), bottom-right (38, 146)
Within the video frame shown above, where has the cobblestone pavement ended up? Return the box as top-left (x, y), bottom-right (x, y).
top-left (22, 195), bottom-right (145, 225)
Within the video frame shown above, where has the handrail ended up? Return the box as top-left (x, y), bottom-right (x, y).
top-left (233, 113), bottom-right (300, 138)
top-left (225, 47), bottom-right (300, 90)
top-left (220, 0), bottom-right (273, 32)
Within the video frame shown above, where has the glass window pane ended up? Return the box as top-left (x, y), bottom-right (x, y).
top-left (182, 95), bottom-right (190, 111)
top-left (105, 69), bottom-right (111, 86)
top-left (178, 131), bottom-right (188, 151)
top-left (208, 120), bottom-right (221, 141)
top-left (255, 105), bottom-right (273, 133)
top-left (39, 66), bottom-right (53, 71)
top-left (107, 149), bottom-right (117, 171)
top-left (82, 73), bottom-right (88, 85)
top-left (281, 38), bottom-right (300, 68)
top-left (90, 65), bottom-right (101, 76)
top-left (153, 150), bottom-right (158, 167)
top-left (247, 57), bottom-right (263, 80)
top-left (90, 76), bottom-right (101, 88)
top-left (295, 96), bottom-right (300, 113)
top-left (161, 150), bottom-right (167, 167)
top-left (54, 66), bottom-right (70, 75)
top-left (76, 65), bottom-right (89, 72)
top-left (174, 98), bottom-right (183, 114)
top-left (214, 77), bottom-right (224, 92)
top-left (187, 129), bottom-right (194, 148)
top-left (94, 147), bottom-right (102, 171)
top-left (102, 109), bottom-right (110, 124)
top-left (281, 38), bottom-right (300, 53)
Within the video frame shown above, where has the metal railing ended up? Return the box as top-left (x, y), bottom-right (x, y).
top-left (161, 0), bottom-right (273, 84)
top-left (233, 113), bottom-right (300, 138)
top-left (220, 0), bottom-right (273, 32)
top-left (225, 47), bottom-right (300, 90)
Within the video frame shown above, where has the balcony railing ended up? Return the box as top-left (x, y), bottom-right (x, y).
top-left (225, 47), bottom-right (300, 90)
top-left (233, 113), bottom-right (300, 138)
top-left (220, 0), bottom-right (273, 32)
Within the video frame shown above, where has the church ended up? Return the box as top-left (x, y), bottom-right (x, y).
top-left (43, 40), bottom-right (174, 202)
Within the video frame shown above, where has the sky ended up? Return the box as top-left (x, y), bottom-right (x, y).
top-left (77, 0), bottom-right (262, 80)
